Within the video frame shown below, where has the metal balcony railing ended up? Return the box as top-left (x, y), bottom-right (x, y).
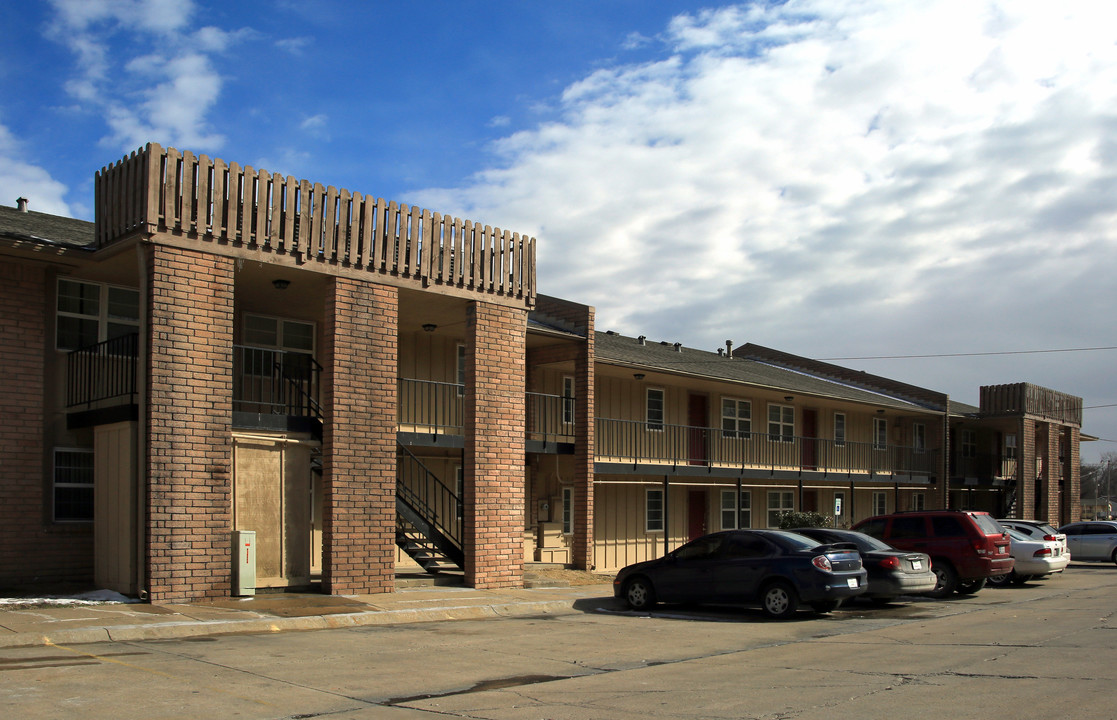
top-left (595, 418), bottom-right (939, 476)
top-left (66, 333), bottom-right (139, 409)
top-left (233, 345), bottom-right (322, 419)
top-left (398, 380), bottom-right (575, 444)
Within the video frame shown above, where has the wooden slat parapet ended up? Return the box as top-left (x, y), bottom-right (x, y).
top-left (93, 143), bottom-right (536, 307)
top-left (980, 383), bottom-right (1083, 427)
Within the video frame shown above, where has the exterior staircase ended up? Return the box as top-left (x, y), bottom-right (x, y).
top-left (395, 444), bottom-right (464, 574)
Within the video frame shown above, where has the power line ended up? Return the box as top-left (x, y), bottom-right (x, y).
top-left (818, 345), bottom-right (1117, 361)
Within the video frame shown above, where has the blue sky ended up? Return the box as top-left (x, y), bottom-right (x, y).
top-left (2, 0), bottom-right (1116, 463)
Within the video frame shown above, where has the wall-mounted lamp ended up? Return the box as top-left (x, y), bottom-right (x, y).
top-left (633, 373), bottom-right (646, 381)
top-left (272, 279), bottom-right (290, 290)
top-left (422, 323), bottom-right (437, 332)
top-left (784, 396), bottom-right (794, 402)
top-left (877, 409), bottom-right (885, 414)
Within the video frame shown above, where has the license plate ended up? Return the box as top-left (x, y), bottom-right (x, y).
top-left (847, 578), bottom-right (858, 588)
top-left (912, 560), bottom-right (922, 570)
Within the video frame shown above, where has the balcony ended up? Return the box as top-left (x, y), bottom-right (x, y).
top-left (595, 418), bottom-right (939, 478)
top-left (232, 345), bottom-right (323, 433)
top-left (66, 333), bottom-right (139, 428)
top-left (397, 379), bottom-right (575, 451)
top-left (951, 453), bottom-right (1020, 482)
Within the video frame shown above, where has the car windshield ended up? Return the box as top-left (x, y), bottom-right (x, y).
top-left (972, 514), bottom-right (1005, 534)
top-left (1005, 528), bottom-right (1029, 542)
top-left (841, 533), bottom-right (892, 552)
top-left (770, 531), bottom-right (823, 551)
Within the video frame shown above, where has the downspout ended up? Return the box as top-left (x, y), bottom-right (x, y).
top-left (663, 475), bottom-right (669, 557)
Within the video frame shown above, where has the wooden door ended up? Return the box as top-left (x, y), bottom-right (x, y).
top-left (688, 394), bottom-right (709, 466)
top-left (688, 490), bottom-right (707, 540)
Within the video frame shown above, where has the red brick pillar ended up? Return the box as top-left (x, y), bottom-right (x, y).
top-left (146, 246), bottom-right (234, 602)
top-left (1020, 420), bottom-right (1036, 519)
top-left (1042, 422), bottom-right (1061, 523)
top-left (322, 279), bottom-right (397, 595)
top-left (1064, 427), bottom-right (1080, 525)
top-left (464, 301), bottom-right (527, 588)
top-left (571, 318), bottom-right (595, 571)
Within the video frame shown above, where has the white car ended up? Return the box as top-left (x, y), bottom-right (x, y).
top-left (997, 519), bottom-right (1070, 560)
top-left (1059, 521), bottom-right (1117, 565)
top-left (988, 527), bottom-right (1069, 586)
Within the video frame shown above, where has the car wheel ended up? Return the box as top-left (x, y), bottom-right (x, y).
top-left (1111, 548), bottom-right (1117, 567)
top-left (623, 576), bottom-right (656, 611)
top-left (761, 581), bottom-right (800, 619)
top-left (1010, 574), bottom-right (1031, 586)
top-left (925, 562), bottom-right (957, 599)
top-left (810, 600), bottom-right (840, 614)
top-left (956, 578), bottom-right (986, 594)
top-left (986, 571), bottom-right (1012, 587)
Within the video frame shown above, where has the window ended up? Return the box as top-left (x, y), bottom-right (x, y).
top-left (244, 315), bottom-right (315, 352)
top-left (56, 279), bottom-right (139, 351)
top-left (911, 492), bottom-right (926, 511)
top-left (872, 491), bottom-right (887, 516)
top-left (646, 388), bottom-right (665, 431)
top-left (768, 404), bottom-right (794, 443)
top-left (562, 487), bottom-right (573, 534)
top-left (961, 430), bottom-right (977, 458)
top-left (834, 413), bottom-right (846, 447)
top-left (873, 417), bottom-right (888, 450)
top-left (891, 516), bottom-right (924, 538)
top-left (54, 449), bottom-right (94, 522)
top-left (721, 398), bottom-right (751, 439)
top-left (767, 490), bottom-right (794, 527)
top-left (646, 489), bottom-right (664, 532)
top-left (931, 515), bottom-right (966, 537)
top-left (1005, 433), bottom-right (1018, 459)
top-left (913, 423), bottom-right (926, 452)
top-left (562, 376), bottom-right (575, 426)
top-left (720, 489), bottom-right (751, 529)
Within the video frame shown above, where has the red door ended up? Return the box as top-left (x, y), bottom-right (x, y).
top-left (688, 490), bottom-right (707, 540)
top-left (688, 394), bottom-right (708, 466)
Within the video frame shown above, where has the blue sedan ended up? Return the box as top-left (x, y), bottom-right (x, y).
top-left (613, 530), bottom-right (867, 619)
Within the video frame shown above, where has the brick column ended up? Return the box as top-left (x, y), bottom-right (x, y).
top-left (146, 246), bottom-right (233, 602)
top-left (1020, 419), bottom-right (1036, 520)
top-left (322, 279), bottom-right (397, 595)
top-left (1064, 427), bottom-right (1081, 525)
top-left (571, 322), bottom-right (595, 571)
top-left (1041, 422), bottom-right (1061, 523)
top-left (465, 301), bottom-right (527, 589)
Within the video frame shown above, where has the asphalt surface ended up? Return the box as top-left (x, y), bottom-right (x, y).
top-left (0, 576), bottom-right (619, 649)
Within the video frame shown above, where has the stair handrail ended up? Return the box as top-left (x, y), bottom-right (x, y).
top-left (397, 444), bottom-right (463, 564)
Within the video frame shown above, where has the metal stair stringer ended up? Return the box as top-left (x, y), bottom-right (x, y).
top-left (396, 443), bottom-right (465, 572)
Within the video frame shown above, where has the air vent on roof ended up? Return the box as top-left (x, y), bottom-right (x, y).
top-left (726, 340), bottom-right (734, 357)
top-left (17, 197), bottom-right (28, 213)
top-left (638, 335), bottom-right (646, 345)
top-left (606, 330), bottom-right (618, 335)
top-left (674, 343), bottom-right (682, 352)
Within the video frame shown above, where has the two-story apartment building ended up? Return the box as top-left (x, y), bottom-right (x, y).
top-left (0, 144), bottom-right (1084, 599)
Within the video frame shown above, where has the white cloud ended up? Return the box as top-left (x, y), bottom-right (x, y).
top-left (0, 125), bottom-right (72, 216)
top-left (46, 0), bottom-right (231, 153)
top-left (413, 0), bottom-right (1117, 458)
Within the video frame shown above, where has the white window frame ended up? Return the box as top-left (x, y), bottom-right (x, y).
top-left (646, 489), bottom-right (665, 532)
top-left (646, 388), bottom-right (665, 431)
top-left (56, 278), bottom-right (139, 351)
top-left (243, 314), bottom-right (316, 353)
top-left (562, 487), bottom-right (573, 535)
top-left (720, 489), bottom-right (752, 529)
top-left (562, 376), bottom-right (575, 426)
top-left (833, 412), bottom-right (846, 447)
top-left (53, 448), bottom-right (94, 523)
top-left (961, 429), bottom-right (977, 458)
top-left (872, 491), bottom-right (888, 516)
top-left (721, 398), bottom-right (751, 439)
top-left (873, 417), bottom-right (888, 450)
top-left (911, 492), bottom-right (926, 511)
top-left (767, 490), bottom-right (794, 528)
top-left (456, 344), bottom-right (466, 396)
top-left (768, 404), bottom-right (794, 443)
top-left (1005, 433), bottom-right (1018, 459)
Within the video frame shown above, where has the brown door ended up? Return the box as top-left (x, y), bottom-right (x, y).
top-left (802, 490), bottom-right (818, 513)
top-left (802, 408), bottom-right (818, 470)
top-left (688, 490), bottom-right (707, 540)
top-left (688, 394), bottom-right (708, 466)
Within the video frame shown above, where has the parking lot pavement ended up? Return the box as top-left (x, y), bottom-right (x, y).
top-left (0, 581), bottom-right (620, 648)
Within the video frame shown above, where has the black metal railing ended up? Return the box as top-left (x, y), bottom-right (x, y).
top-left (66, 333), bottom-right (139, 409)
top-left (951, 453), bottom-right (1020, 481)
top-left (595, 418), bottom-right (939, 476)
top-left (233, 345), bottom-right (322, 419)
top-left (398, 379), bottom-right (464, 434)
top-left (526, 391), bottom-right (576, 444)
top-left (396, 444), bottom-right (463, 565)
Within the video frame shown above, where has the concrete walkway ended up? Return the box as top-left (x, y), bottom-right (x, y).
top-left (0, 579), bottom-right (619, 649)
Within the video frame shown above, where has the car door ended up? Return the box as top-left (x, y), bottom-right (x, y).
top-left (655, 535), bottom-right (724, 603)
top-left (714, 535), bottom-right (775, 601)
top-left (1079, 524), bottom-right (1117, 561)
top-left (1063, 524), bottom-right (1086, 558)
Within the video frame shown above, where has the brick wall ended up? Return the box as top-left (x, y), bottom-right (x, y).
top-left (1065, 427), bottom-right (1081, 524)
top-left (465, 301), bottom-right (527, 588)
top-left (322, 278), bottom-right (397, 594)
top-left (1020, 419), bottom-right (1036, 519)
top-left (1042, 422), bottom-right (1061, 523)
top-left (146, 245), bottom-right (234, 602)
top-left (0, 262), bottom-right (93, 587)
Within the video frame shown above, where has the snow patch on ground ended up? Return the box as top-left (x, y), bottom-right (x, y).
top-left (0, 590), bottom-right (138, 607)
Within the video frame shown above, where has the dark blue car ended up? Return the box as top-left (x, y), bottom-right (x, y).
top-left (613, 529), bottom-right (867, 619)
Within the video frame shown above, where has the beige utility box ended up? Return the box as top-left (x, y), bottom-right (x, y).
top-left (535, 522), bottom-right (569, 564)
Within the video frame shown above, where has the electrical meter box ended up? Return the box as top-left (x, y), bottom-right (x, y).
top-left (232, 530), bottom-right (256, 596)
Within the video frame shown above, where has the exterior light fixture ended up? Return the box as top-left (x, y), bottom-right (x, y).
top-left (422, 323), bottom-right (437, 332)
top-left (272, 279), bottom-right (290, 290)
top-left (633, 373), bottom-right (646, 380)
top-left (784, 396), bottom-right (793, 402)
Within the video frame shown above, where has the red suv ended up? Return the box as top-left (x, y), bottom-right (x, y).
top-left (852, 510), bottom-right (1013, 598)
